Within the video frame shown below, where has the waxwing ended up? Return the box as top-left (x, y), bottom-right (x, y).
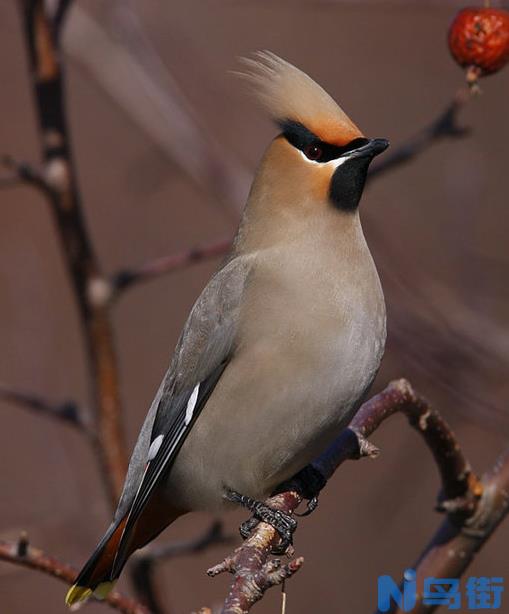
top-left (66, 51), bottom-right (388, 606)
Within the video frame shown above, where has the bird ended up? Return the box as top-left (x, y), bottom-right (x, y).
top-left (66, 51), bottom-right (388, 607)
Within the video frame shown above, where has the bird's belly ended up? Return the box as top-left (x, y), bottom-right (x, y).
top-left (164, 306), bottom-right (385, 512)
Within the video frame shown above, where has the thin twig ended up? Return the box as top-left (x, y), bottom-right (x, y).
top-left (130, 521), bottom-right (232, 614)
top-left (0, 382), bottom-right (86, 430)
top-left (112, 238), bottom-right (232, 298)
top-left (0, 154), bottom-right (52, 193)
top-left (0, 535), bottom-right (150, 614)
top-left (368, 88), bottom-right (471, 180)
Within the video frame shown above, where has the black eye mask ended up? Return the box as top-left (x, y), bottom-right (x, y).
top-left (278, 119), bottom-right (369, 163)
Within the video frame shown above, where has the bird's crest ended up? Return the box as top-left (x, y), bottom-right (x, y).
top-left (238, 51), bottom-right (363, 146)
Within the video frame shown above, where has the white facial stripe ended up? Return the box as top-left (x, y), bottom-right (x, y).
top-left (147, 434), bottom-right (164, 461)
top-left (185, 383), bottom-right (200, 426)
top-left (298, 150), bottom-right (350, 169)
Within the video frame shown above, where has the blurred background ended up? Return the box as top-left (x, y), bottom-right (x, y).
top-left (1, 1), bottom-right (508, 613)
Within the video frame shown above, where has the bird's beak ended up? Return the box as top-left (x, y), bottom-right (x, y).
top-left (343, 138), bottom-right (389, 160)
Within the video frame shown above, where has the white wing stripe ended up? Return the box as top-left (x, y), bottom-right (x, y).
top-left (147, 434), bottom-right (164, 461)
top-left (185, 383), bottom-right (200, 426)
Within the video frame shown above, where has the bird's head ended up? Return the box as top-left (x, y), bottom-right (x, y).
top-left (240, 52), bottom-right (389, 214)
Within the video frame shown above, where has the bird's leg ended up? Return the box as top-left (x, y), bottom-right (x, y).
top-left (275, 464), bottom-right (327, 518)
top-left (224, 490), bottom-right (298, 555)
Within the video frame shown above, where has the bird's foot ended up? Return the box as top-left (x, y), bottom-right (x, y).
top-left (225, 490), bottom-right (297, 555)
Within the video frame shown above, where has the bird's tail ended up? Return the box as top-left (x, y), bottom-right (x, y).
top-left (65, 516), bottom-right (128, 608)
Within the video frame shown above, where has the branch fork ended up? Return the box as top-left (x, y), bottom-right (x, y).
top-left (206, 380), bottom-right (509, 614)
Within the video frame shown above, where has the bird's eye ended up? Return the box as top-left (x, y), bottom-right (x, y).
top-left (304, 144), bottom-right (322, 161)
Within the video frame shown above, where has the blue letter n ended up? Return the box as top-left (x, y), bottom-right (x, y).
top-left (378, 570), bottom-right (417, 613)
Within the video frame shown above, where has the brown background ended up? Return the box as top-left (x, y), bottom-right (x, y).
top-left (1, 1), bottom-right (508, 613)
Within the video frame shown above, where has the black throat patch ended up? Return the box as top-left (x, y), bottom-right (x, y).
top-left (329, 158), bottom-right (371, 212)
top-left (278, 119), bottom-right (372, 211)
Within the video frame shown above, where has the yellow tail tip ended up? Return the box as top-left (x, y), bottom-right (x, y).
top-left (65, 585), bottom-right (92, 608)
top-left (65, 581), bottom-right (116, 608)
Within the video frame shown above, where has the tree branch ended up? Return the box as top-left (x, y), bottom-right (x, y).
top-left (208, 380), bottom-right (505, 614)
top-left (380, 445), bottom-right (509, 614)
top-left (112, 238), bottom-right (232, 299)
top-left (18, 0), bottom-right (127, 506)
top-left (0, 534), bottom-right (150, 614)
top-left (0, 382), bottom-right (87, 430)
top-left (368, 88), bottom-right (471, 180)
top-left (130, 521), bottom-right (232, 614)
top-left (0, 154), bottom-right (51, 193)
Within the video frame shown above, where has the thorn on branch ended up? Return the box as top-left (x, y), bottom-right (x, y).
top-left (265, 556), bottom-right (304, 586)
top-left (352, 430), bottom-right (380, 459)
top-left (207, 556), bottom-right (235, 578)
top-left (17, 531), bottom-right (29, 557)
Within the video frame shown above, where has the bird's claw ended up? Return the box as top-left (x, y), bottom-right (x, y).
top-left (295, 495), bottom-right (319, 517)
top-left (225, 489), bottom-right (298, 555)
top-left (239, 515), bottom-right (259, 539)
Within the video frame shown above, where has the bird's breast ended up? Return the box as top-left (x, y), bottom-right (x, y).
top-left (166, 224), bottom-right (386, 511)
top-left (238, 233), bottom-right (386, 430)
top-left (241, 234), bottom-right (386, 372)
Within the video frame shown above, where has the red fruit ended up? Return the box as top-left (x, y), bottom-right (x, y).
top-left (448, 7), bottom-right (509, 83)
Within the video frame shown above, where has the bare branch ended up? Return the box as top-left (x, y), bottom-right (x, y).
top-left (0, 155), bottom-right (51, 193)
top-left (18, 0), bottom-right (128, 506)
top-left (379, 446), bottom-right (509, 614)
top-left (368, 89), bottom-right (471, 180)
top-left (130, 521), bottom-right (232, 614)
top-left (112, 238), bottom-right (232, 297)
top-left (208, 380), bottom-right (504, 614)
top-left (0, 534), bottom-right (150, 614)
top-left (0, 382), bottom-right (86, 429)
top-left (322, 379), bottom-right (482, 515)
top-left (53, 0), bottom-right (73, 33)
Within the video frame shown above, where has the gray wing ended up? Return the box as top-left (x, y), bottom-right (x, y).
top-left (112, 254), bottom-right (253, 573)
